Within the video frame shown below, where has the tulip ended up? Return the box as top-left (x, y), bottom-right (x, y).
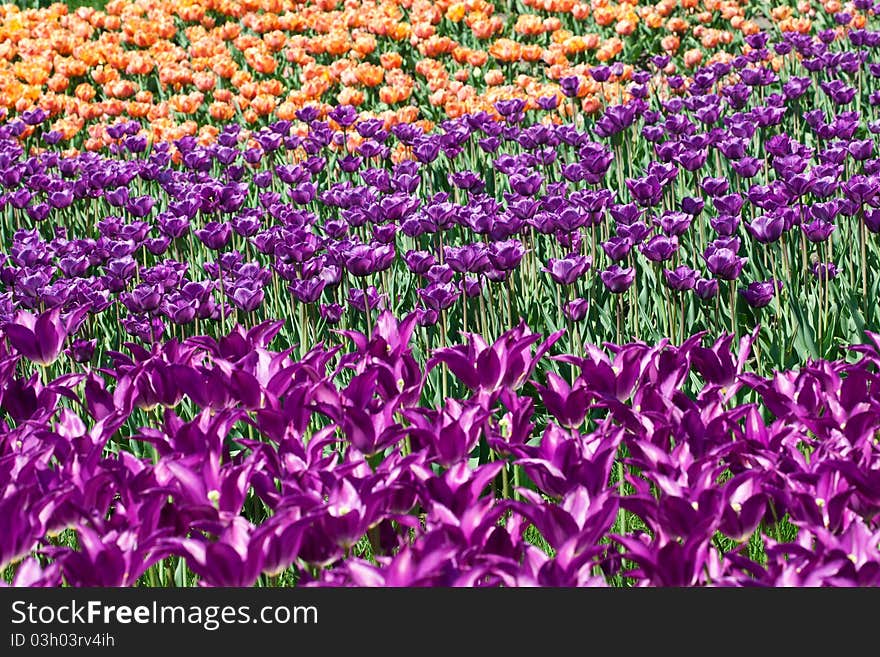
top-left (601, 237), bottom-right (632, 262)
top-left (694, 278), bottom-right (720, 300)
top-left (600, 266), bottom-right (635, 293)
top-left (746, 214), bottom-right (785, 243)
top-left (802, 219), bottom-right (836, 243)
top-left (639, 235), bottom-right (679, 262)
top-left (663, 266), bottom-right (698, 291)
top-left (704, 247), bottom-right (747, 280)
top-left (4, 305), bottom-right (89, 366)
top-left (739, 280), bottom-right (783, 308)
top-left (563, 298), bottom-right (589, 322)
top-left (194, 222), bottom-right (232, 251)
top-left (417, 282), bottom-right (460, 311)
top-left (543, 255), bottom-right (591, 286)
top-left (66, 338), bottom-right (96, 363)
top-left (811, 262), bottom-right (840, 281)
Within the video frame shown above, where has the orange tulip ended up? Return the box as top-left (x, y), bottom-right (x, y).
top-left (615, 18), bottom-right (635, 35)
top-left (661, 35), bottom-right (680, 53)
top-left (251, 94), bottom-right (277, 116)
top-left (683, 48), bottom-right (703, 68)
top-left (563, 36), bottom-right (589, 55)
top-left (644, 12), bottom-right (663, 29)
top-left (337, 87), bottom-right (364, 106)
top-left (275, 101), bottom-right (297, 120)
top-left (581, 95), bottom-right (602, 114)
top-left (796, 0), bottom-right (813, 13)
top-left (593, 7), bottom-right (617, 27)
top-left (771, 6), bottom-right (793, 20)
top-left (193, 72), bottom-right (216, 92)
top-left (380, 52), bottom-right (403, 70)
top-left (125, 101), bottom-right (148, 118)
top-left (413, 23), bottom-right (436, 39)
top-left (47, 74), bottom-right (69, 93)
top-left (446, 2), bottom-right (466, 22)
top-left (471, 17), bottom-right (503, 40)
top-left (355, 63), bottom-right (384, 87)
top-left (239, 81), bottom-right (258, 100)
top-left (446, 99), bottom-right (466, 118)
top-left (106, 80), bottom-right (137, 99)
top-left (521, 44), bottom-right (544, 62)
top-left (571, 4), bottom-right (590, 20)
top-left (514, 15), bottom-right (545, 36)
top-left (379, 86), bottom-right (400, 104)
top-left (488, 38), bottom-right (521, 63)
top-left (467, 50), bottom-right (489, 67)
top-left (666, 17), bottom-right (689, 34)
top-left (264, 30), bottom-right (286, 52)
top-left (484, 68), bottom-right (504, 85)
top-left (824, 0), bottom-right (842, 12)
top-left (84, 137), bottom-right (104, 152)
top-left (0, 0), bottom-right (779, 146)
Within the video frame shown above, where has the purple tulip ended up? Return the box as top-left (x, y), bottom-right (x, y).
top-left (811, 261), bottom-right (840, 281)
top-left (740, 280), bottom-right (782, 308)
top-left (704, 247), bottom-right (747, 280)
top-left (801, 219), bottom-right (836, 243)
top-left (509, 171), bottom-right (543, 196)
top-left (710, 214), bottom-right (740, 237)
top-left (289, 277), bottom-right (326, 304)
top-left (65, 338), bottom-right (96, 363)
top-left (329, 104), bottom-right (358, 128)
top-left (658, 211), bottom-right (692, 236)
top-left (676, 148), bottom-right (708, 172)
top-left (610, 202), bottom-right (642, 226)
top-left (600, 266), bottom-right (635, 293)
top-left (543, 255), bottom-right (591, 286)
top-left (126, 195), bottom-right (155, 218)
top-left (4, 305), bottom-right (89, 366)
top-left (694, 278), bottom-right (719, 300)
top-left (663, 266), bottom-right (698, 291)
top-left (865, 208), bottom-right (880, 233)
top-left (488, 240), bottom-right (526, 271)
top-left (745, 215), bottom-right (785, 244)
top-left (713, 194), bottom-right (744, 216)
top-left (319, 303), bottom-right (344, 324)
top-left (418, 282), bottom-right (460, 311)
top-left (626, 175), bottom-right (663, 207)
top-left (348, 286), bottom-right (386, 313)
top-left (639, 235), bottom-right (678, 262)
top-left (563, 298), bottom-right (590, 322)
top-left (681, 197), bottom-right (705, 216)
top-left (595, 104), bottom-right (637, 138)
top-left (849, 139), bottom-right (874, 161)
top-left (230, 283), bottom-right (264, 312)
top-left (194, 222), bottom-right (232, 251)
top-left (601, 237), bottom-right (632, 262)
top-left (843, 175), bottom-right (878, 204)
top-left (407, 398), bottom-right (488, 467)
top-left (344, 242), bottom-right (395, 277)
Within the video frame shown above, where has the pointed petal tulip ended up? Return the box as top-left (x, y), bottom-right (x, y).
top-left (4, 305), bottom-right (88, 366)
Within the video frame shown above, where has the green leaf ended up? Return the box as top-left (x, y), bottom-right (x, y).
top-left (789, 295), bottom-right (819, 361)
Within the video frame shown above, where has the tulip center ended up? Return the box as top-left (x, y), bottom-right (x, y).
top-left (207, 489), bottom-right (221, 508)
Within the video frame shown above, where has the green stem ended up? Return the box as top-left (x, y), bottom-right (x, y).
top-left (729, 281), bottom-right (737, 339)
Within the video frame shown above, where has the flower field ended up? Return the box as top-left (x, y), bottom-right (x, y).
top-left (2, 0), bottom-right (880, 587)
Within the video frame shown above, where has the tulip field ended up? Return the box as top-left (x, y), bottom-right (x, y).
top-left (4, 0), bottom-right (880, 588)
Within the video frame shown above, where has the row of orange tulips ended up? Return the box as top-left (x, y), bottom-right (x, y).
top-left (0, 0), bottom-right (859, 149)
